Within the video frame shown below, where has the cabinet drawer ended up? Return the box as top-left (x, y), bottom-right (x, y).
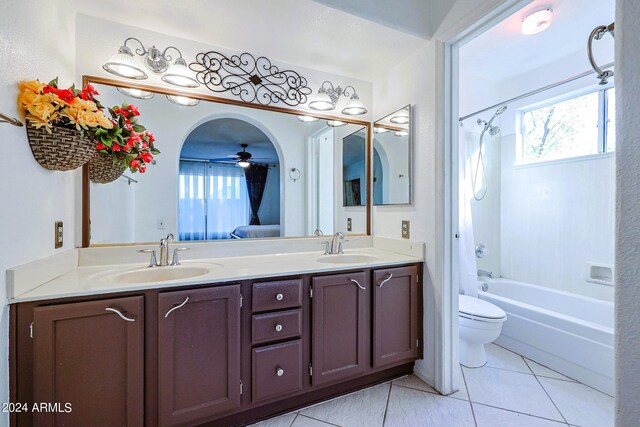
top-left (252, 309), bottom-right (302, 345)
top-left (252, 340), bottom-right (303, 403)
top-left (252, 279), bottom-right (303, 312)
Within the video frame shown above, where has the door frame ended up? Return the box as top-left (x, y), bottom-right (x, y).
top-left (436, 0), bottom-right (534, 394)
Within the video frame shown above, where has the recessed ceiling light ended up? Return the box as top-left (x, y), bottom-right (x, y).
top-left (522, 8), bottom-right (553, 35)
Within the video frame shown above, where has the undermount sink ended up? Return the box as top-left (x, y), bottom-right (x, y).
top-left (316, 254), bottom-right (380, 264)
top-left (102, 265), bottom-right (216, 285)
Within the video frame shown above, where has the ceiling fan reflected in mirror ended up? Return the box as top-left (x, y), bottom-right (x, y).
top-left (209, 144), bottom-right (270, 168)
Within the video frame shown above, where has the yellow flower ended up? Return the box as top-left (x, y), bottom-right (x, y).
top-left (18, 90), bottom-right (39, 109)
top-left (27, 102), bottom-right (56, 121)
top-left (19, 80), bottom-right (45, 95)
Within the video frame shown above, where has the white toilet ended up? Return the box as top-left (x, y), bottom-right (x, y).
top-left (459, 295), bottom-right (507, 367)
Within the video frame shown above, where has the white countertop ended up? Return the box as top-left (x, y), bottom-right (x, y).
top-left (10, 247), bottom-right (422, 303)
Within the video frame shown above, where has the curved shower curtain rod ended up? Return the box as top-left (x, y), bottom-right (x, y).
top-left (459, 61), bottom-right (614, 123)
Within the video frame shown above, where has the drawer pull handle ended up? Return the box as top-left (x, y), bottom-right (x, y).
top-left (105, 307), bottom-right (135, 322)
top-left (276, 368), bottom-right (285, 377)
top-left (275, 293), bottom-right (284, 301)
top-left (349, 278), bottom-right (366, 290)
top-left (275, 324), bottom-right (283, 332)
top-left (165, 297), bottom-right (189, 318)
top-left (378, 274), bottom-right (393, 287)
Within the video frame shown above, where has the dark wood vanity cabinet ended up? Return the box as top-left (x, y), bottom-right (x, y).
top-left (158, 286), bottom-right (242, 427)
top-left (31, 296), bottom-right (145, 427)
top-left (11, 263), bottom-right (422, 427)
top-left (311, 271), bottom-right (368, 386)
top-left (373, 265), bottom-right (419, 368)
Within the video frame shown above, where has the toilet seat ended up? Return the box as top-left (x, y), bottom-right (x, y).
top-left (459, 295), bottom-right (506, 323)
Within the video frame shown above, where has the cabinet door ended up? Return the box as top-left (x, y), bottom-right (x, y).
top-left (158, 285), bottom-right (241, 427)
top-left (32, 296), bottom-right (144, 427)
top-left (373, 266), bottom-right (419, 368)
top-left (311, 272), bottom-right (368, 386)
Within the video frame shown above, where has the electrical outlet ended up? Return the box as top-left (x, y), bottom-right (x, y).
top-left (157, 218), bottom-right (166, 230)
top-left (347, 218), bottom-right (352, 232)
top-left (55, 221), bottom-right (63, 248)
top-left (402, 220), bottom-right (410, 239)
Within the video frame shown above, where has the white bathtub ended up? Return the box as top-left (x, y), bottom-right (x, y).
top-left (479, 278), bottom-right (614, 395)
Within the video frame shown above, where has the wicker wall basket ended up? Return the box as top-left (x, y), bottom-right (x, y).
top-left (26, 125), bottom-right (96, 171)
top-left (89, 153), bottom-right (126, 184)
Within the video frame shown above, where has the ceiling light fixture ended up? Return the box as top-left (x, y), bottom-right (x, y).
top-left (522, 8), bottom-right (553, 35)
top-left (308, 81), bottom-right (367, 115)
top-left (297, 115), bottom-right (320, 123)
top-left (166, 95), bottom-right (200, 106)
top-left (117, 87), bottom-right (155, 100)
top-left (104, 38), bottom-right (199, 88)
top-left (237, 160), bottom-right (251, 168)
top-left (326, 120), bottom-right (347, 127)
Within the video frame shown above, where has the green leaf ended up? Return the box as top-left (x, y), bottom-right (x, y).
top-left (48, 77), bottom-right (59, 88)
top-left (132, 124), bottom-right (145, 133)
top-left (150, 148), bottom-right (160, 155)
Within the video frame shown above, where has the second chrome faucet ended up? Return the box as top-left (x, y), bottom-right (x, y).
top-left (139, 233), bottom-right (189, 267)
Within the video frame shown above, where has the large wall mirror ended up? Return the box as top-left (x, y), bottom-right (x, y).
top-left (83, 76), bottom-right (371, 246)
top-left (373, 105), bottom-right (412, 205)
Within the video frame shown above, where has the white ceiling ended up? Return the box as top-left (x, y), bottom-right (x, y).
top-left (311, 0), bottom-right (431, 38)
top-left (460, 0), bottom-right (615, 82)
top-left (67, 0), bottom-right (428, 82)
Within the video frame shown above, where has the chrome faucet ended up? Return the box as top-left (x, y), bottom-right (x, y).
top-left (159, 233), bottom-right (174, 266)
top-left (330, 232), bottom-right (346, 255)
top-left (138, 233), bottom-right (189, 267)
top-left (478, 269), bottom-right (495, 278)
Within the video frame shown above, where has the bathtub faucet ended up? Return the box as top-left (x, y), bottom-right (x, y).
top-left (478, 269), bottom-right (495, 278)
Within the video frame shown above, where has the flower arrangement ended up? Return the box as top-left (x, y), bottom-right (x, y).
top-left (94, 104), bottom-right (160, 174)
top-left (18, 78), bottom-right (113, 132)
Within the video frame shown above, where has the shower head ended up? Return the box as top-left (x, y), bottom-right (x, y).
top-left (496, 105), bottom-right (507, 115)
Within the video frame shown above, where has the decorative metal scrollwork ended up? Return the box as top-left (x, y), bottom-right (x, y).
top-left (189, 51), bottom-right (312, 106)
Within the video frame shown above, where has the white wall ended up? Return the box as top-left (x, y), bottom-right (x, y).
top-left (0, 1), bottom-right (77, 424)
top-left (91, 179), bottom-right (135, 244)
top-left (372, 41), bottom-right (439, 385)
top-left (615, 0), bottom-right (640, 423)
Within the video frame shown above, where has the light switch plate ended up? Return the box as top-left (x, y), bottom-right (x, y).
top-left (402, 220), bottom-right (410, 239)
top-left (55, 221), bottom-right (63, 248)
top-left (347, 218), bottom-right (352, 232)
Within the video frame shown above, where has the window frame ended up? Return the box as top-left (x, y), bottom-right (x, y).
top-left (518, 84), bottom-right (615, 165)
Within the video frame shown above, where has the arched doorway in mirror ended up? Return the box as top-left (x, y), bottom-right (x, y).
top-left (178, 118), bottom-right (281, 240)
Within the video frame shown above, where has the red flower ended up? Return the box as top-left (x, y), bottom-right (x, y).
top-left (139, 166), bottom-right (146, 173)
top-left (141, 152), bottom-right (153, 163)
top-left (144, 131), bottom-right (155, 142)
top-left (128, 104), bottom-right (140, 116)
top-left (43, 86), bottom-right (75, 103)
top-left (112, 144), bottom-right (121, 152)
top-left (130, 159), bottom-right (140, 170)
top-left (96, 143), bottom-right (107, 150)
top-left (141, 142), bottom-right (149, 149)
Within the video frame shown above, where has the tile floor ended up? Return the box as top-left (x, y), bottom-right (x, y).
top-left (250, 344), bottom-right (614, 427)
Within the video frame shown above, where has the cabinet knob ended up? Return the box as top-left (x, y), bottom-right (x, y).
top-left (275, 324), bottom-right (283, 332)
top-left (275, 293), bottom-right (284, 301)
top-left (276, 368), bottom-right (285, 377)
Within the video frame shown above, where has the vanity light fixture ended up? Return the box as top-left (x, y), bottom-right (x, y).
top-left (374, 127), bottom-right (389, 134)
top-left (308, 81), bottom-right (367, 115)
top-left (394, 130), bottom-right (409, 137)
top-left (103, 38), bottom-right (199, 88)
top-left (117, 87), bottom-right (155, 100)
top-left (522, 8), bottom-right (553, 35)
top-left (296, 115), bottom-right (319, 123)
top-left (166, 95), bottom-right (200, 106)
top-left (390, 110), bottom-right (410, 124)
top-left (326, 120), bottom-right (347, 127)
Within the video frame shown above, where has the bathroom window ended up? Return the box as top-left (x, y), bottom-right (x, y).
top-left (520, 87), bottom-right (615, 164)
